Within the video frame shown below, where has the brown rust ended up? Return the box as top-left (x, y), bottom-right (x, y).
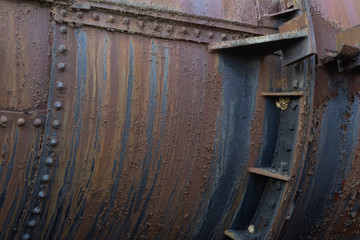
top-left (0, 110), bottom-right (46, 238)
top-left (0, 1), bottom-right (50, 111)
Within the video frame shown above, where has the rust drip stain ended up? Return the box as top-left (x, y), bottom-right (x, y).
top-left (0, 1), bottom-right (50, 111)
top-left (0, 111), bottom-right (46, 239)
top-left (35, 24), bottom-right (223, 240)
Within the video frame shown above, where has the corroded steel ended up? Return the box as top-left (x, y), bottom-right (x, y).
top-left (54, 7), bottom-right (258, 44)
top-left (0, 0), bottom-right (360, 240)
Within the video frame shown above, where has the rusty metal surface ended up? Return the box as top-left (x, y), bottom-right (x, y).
top-left (89, 0), bottom-right (266, 26)
top-left (1, 0), bottom-right (360, 240)
top-left (53, 7), bottom-right (258, 44)
top-left (0, 1), bottom-right (50, 111)
top-left (278, 0), bottom-right (360, 239)
top-left (12, 15), bottom-right (263, 239)
top-left (0, 110), bottom-right (46, 239)
top-left (309, 0), bottom-right (360, 29)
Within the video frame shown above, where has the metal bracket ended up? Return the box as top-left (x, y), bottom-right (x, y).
top-left (323, 24), bottom-right (360, 72)
top-left (208, 13), bottom-right (316, 66)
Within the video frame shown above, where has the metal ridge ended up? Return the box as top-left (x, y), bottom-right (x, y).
top-left (54, 7), bottom-right (261, 44)
top-left (87, 1), bottom-right (277, 35)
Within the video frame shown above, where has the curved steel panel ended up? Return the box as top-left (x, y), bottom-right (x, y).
top-left (1, 0), bottom-right (360, 240)
top-left (0, 1), bottom-right (50, 111)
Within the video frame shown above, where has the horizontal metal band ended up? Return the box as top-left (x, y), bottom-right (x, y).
top-left (54, 6), bottom-right (263, 43)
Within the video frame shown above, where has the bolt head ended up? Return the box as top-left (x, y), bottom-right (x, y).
top-left (33, 118), bottom-right (42, 128)
top-left (57, 62), bottom-right (66, 71)
top-left (58, 45), bottom-right (67, 54)
top-left (166, 25), bottom-right (174, 32)
top-left (32, 207), bottom-right (41, 214)
top-left (92, 13), bottom-right (99, 20)
top-left (0, 116), bottom-right (7, 123)
top-left (154, 23), bottom-right (160, 31)
top-left (123, 18), bottom-right (130, 26)
top-left (54, 101), bottom-right (62, 110)
top-left (46, 157), bottom-right (54, 166)
top-left (194, 29), bottom-right (200, 37)
top-left (207, 32), bottom-right (214, 39)
top-left (60, 9), bottom-right (67, 17)
top-left (138, 20), bottom-right (144, 29)
top-left (41, 174), bottom-right (50, 183)
top-left (17, 118), bottom-right (25, 126)
top-left (76, 12), bottom-right (83, 19)
top-left (52, 120), bottom-right (60, 129)
top-left (37, 191), bottom-right (46, 199)
top-left (60, 26), bottom-right (67, 34)
top-left (221, 34), bottom-right (227, 40)
top-left (21, 234), bottom-right (30, 240)
top-left (180, 27), bottom-right (187, 34)
top-left (107, 15), bottom-right (114, 23)
top-left (28, 220), bottom-right (36, 228)
top-left (49, 138), bottom-right (58, 147)
top-left (56, 81), bottom-right (65, 91)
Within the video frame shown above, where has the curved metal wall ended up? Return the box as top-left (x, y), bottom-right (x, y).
top-left (0, 0), bottom-right (359, 240)
top-left (279, 1), bottom-right (360, 239)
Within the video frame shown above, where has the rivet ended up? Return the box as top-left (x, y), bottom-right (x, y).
top-left (32, 207), bottom-right (41, 214)
top-left (269, 201), bottom-right (276, 210)
top-left (263, 217), bottom-right (269, 226)
top-left (17, 118), bottom-right (25, 127)
top-left (41, 174), bottom-right (50, 183)
top-left (52, 120), bottom-right (60, 129)
top-left (194, 29), bottom-right (200, 37)
top-left (21, 234), bottom-right (30, 240)
top-left (207, 32), bottom-right (214, 39)
top-left (1, 116), bottom-right (7, 124)
top-left (49, 138), bottom-right (58, 147)
top-left (76, 11), bottom-right (83, 19)
top-left (45, 157), bottom-right (54, 166)
top-left (286, 143), bottom-right (292, 152)
top-left (56, 81), bottom-right (65, 91)
top-left (123, 18), bottom-right (130, 26)
top-left (37, 191), bottom-right (46, 199)
top-left (57, 62), bottom-right (66, 71)
top-left (289, 122), bottom-right (295, 131)
top-left (292, 80), bottom-right (299, 89)
top-left (275, 181), bottom-right (282, 190)
top-left (180, 27), bottom-right (187, 34)
top-left (291, 101), bottom-right (298, 110)
top-left (33, 118), bottom-right (42, 128)
top-left (138, 20), bottom-right (144, 29)
top-left (58, 45), bottom-right (67, 53)
top-left (28, 220), bottom-right (36, 228)
top-left (154, 23), bottom-right (160, 31)
top-left (221, 34), bottom-right (227, 40)
top-left (54, 101), bottom-right (62, 110)
top-left (60, 26), bottom-right (67, 34)
top-left (280, 162), bottom-right (288, 171)
top-left (107, 15), bottom-right (114, 23)
top-left (60, 9), bottom-right (67, 17)
top-left (166, 25), bottom-right (174, 33)
top-left (92, 13), bottom-right (99, 20)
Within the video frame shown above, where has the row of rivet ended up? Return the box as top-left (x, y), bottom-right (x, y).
top-left (0, 116), bottom-right (43, 128)
top-left (55, 9), bottom-right (253, 43)
top-left (20, 25), bottom-right (66, 240)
